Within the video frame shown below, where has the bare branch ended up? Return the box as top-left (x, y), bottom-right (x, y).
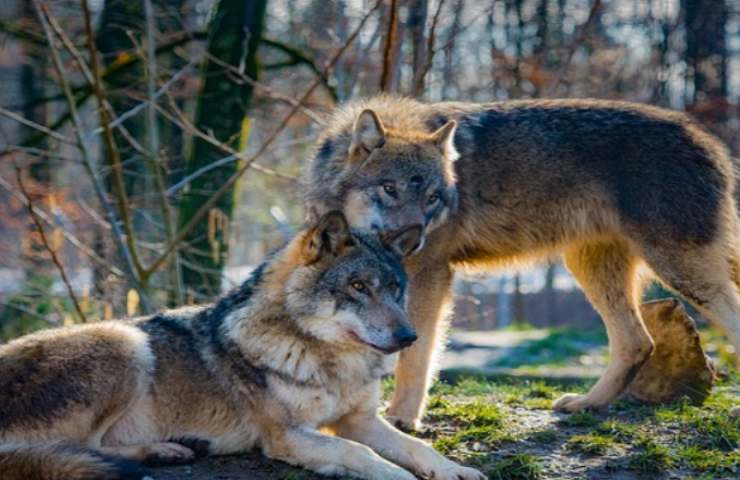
top-left (14, 164), bottom-right (87, 323)
top-left (40, 5), bottom-right (151, 158)
top-left (0, 175), bottom-right (124, 277)
top-left (78, 0), bottom-right (146, 283)
top-left (144, 0), bottom-right (182, 304)
top-left (0, 106), bottom-right (75, 146)
top-left (90, 60), bottom-right (196, 137)
top-left (204, 52), bottom-right (325, 125)
top-left (155, 100), bottom-right (299, 192)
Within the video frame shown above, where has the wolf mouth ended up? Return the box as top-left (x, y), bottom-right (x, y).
top-left (348, 331), bottom-right (403, 354)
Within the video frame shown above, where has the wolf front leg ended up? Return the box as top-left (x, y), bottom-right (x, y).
top-left (261, 426), bottom-right (416, 480)
top-left (335, 410), bottom-right (486, 480)
top-left (387, 261), bottom-right (454, 430)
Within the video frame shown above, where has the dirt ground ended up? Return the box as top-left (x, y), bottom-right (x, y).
top-left (150, 451), bottom-right (323, 480)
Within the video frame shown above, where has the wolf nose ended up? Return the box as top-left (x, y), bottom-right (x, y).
top-left (394, 327), bottom-right (418, 348)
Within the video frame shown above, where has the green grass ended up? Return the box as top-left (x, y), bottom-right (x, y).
top-left (566, 433), bottom-right (616, 455)
top-left (628, 437), bottom-right (676, 473)
top-left (488, 327), bottom-right (607, 369)
top-left (678, 446), bottom-right (740, 475)
top-left (654, 395), bottom-right (740, 450)
top-left (557, 410), bottom-right (600, 428)
top-left (482, 454), bottom-right (543, 480)
top-left (594, 420), bottom-right (637, 441)
top-left (428, 397), bottom-right (513, 453)
top-left (529, 429), bottom-right (558, 444)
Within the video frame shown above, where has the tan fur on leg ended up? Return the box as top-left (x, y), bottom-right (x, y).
top-left (334, 410), bottom-right (485, 480)
top-left (262, 426), bottom-right (416, 480)
top-left (554, 239), bottom-right (655, 412)
top-left (386, 262), bottom-right (453, 430)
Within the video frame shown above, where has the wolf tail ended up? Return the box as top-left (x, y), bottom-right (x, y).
top-left (0, 442), bottom-right (146, 480)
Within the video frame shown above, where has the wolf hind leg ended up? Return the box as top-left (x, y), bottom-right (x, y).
top-left (639, 238), bottom-right (740, 358)
top-left (553, 238), bottom-right (655, 413)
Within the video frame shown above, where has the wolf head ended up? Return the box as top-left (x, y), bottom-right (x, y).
top-left (307, 107), bottom-right (459, 255)
top-left (280, 211), bottom-right (421, 354)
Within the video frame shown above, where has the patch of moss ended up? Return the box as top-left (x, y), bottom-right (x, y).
top-left (566, 433), bottom-right (616, 456)
top-left (434, 425), bottom-right (514, 454)
top-left (654, 398), bottom-right (739, 450)
top-left (530, 429), bottom-right (558, 444)
top-left (428, 399), bottom-right (506, 428)
top-left (678, 446), bottom-right (740, 475)
top-left (429, 399), bottom-right (512, 453)
top-left (483, 454), bottom-right (543, 480)
top-left (628, 437), bottom-right (675, 473)
top-left (557, 410), bottom-right (600, 428)
top-left (594, 420), bottom-right (637, 441)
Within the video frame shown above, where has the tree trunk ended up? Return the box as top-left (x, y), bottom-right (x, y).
top-left (177, 0), bottom-right (268, 300)
top-left (407, 0), bottom-right (428, 97)
top-left (683, 0), bottom-right (728, 105)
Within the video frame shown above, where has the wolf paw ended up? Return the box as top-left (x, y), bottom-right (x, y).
top-left (365, 463), bottom-right (417, 480)
top-left (141, 442), bottom-right (196, 466)
top-left (553, 393), bottom-right (604, 413)
top-left (421, 463), bottom-right (487, 480)
top-left (386, 415), bottom-right (422, 432)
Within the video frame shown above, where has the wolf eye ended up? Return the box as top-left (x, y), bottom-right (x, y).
top-left (351, 281), bottom-right (368, 293)
top-left (382, 183), bottom-right (397, 196)
top-left (428, 192), bottom-right (441, 204)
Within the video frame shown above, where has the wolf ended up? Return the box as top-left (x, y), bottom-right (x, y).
top-left (0, 211), bottom-right (485, 480)
top-left (305, 96), bottom-right (740, 429)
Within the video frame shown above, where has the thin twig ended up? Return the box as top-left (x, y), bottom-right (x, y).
top-left (14, 164), bottom-right (87, 323)
top-left (144, 0), bottom-right (384, 276)
top-left (143, 0), bottom-right (183, 305)
top-left (78, 0), bottom-right (146, 282)
top-left (39, 4), bottom-right (150, 158)
top-left (0, 299), bottom-right (58, 325)
top-left (204, 52), bottom-right (325, 125)
top-left (260, 37), bottom-right (339, 102)
top-left (156, 100), bottom-right (299, 192)
top-left (0, 174), bottom-right (124, 277)
top-left (0, 106), bottom-right (75, 145)
top-left (91, 60), bottom-right (195, 137)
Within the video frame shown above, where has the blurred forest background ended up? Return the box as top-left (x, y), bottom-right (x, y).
top-left (0, 0), bottom-right (739, 340)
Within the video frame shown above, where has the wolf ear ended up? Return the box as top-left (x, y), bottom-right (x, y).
top-left (430, 120), bottom-right (459, 162)
top-left (305, 210), bottom-right (353, 263)
top-left (382, 225), bottom-right (423, 258)
top-left (349, 109), bottom-right (386, 157)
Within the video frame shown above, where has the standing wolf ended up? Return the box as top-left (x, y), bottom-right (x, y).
top-left (0, 211), bottom-right (484, 480)
top-left (305, 96), bottom-right (740, 429)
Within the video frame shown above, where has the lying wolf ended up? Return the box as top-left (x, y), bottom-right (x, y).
top-left (305, 96), bottom-right (740, 429)
top-left (0, 211), bottom-right (484, 480)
